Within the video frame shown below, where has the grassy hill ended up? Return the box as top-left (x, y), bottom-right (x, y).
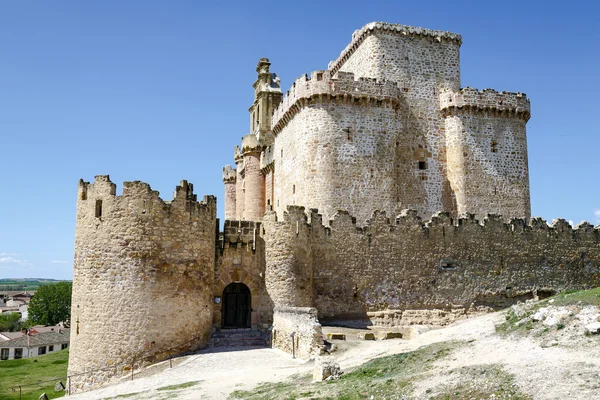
top-left (0, 350), bottom-right (68, 400)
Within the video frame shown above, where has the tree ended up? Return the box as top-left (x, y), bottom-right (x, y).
top-left (28, 281), bottom-right (72, 326)
top-left (0, 313), bottom-right (22, 332)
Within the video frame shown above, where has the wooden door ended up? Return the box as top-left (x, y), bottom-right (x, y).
top-left (222, 283), bottom-right (251, 328)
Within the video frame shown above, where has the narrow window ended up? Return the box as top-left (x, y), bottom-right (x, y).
top-left (0, 349), bottom-right (8, 360)
top-left (344, 128), bottom-right (352, 141)
top-left (80, 191), bottom-right (87, 201)
top-left (491, 140), bottom-right (498, 153)
top-left (49, 345), bottom-right (54, 352)
top-left (418, 161), bottom-right (427, 170)
top-left (61, 343), bottom-right (68, 350)
top-left (281, 149), bottom-right (283, 158)
top-left (293, 185), bottom-right (296, 194)
top-left (316, 73), bottom-right (323, 81)
top-left (95, 200), bottom-right (103, 218)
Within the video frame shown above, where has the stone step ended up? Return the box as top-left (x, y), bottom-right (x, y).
top-left (208, 330), bottom-right (270, 348)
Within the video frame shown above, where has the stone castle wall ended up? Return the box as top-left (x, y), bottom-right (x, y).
top-left (272, 307), bottom-right (323, 360)
top-left (329, 22), bottom-right (462, 218)
top-left (68, 176), bottom-right (216, 393)
top-left (266, 206), bottom-right (600, 324)
top-left (215, 220), bottom-right (272, 329)
top-left (442, 88), bottom-right (531, 220)
top-left (271, 82), bottom-right (402, 224)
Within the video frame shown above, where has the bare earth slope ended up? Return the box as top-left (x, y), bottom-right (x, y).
top-left (68, 292), bottom-right (600, 400)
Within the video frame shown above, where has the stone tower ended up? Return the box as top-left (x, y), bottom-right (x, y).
top-left (67, 176), bottom-right (216, 393)
top-left (225, 22), bottom-right (531, 224)
top-left (224, 58), bottom-right (283, 222)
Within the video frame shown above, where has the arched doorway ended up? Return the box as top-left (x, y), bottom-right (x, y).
top-left (222, 283), bottom-right (251, 329)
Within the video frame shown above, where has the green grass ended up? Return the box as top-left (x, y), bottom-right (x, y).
top-left (229, 341), bottom-right (461, 400)
top-left (429, 365), bottom-right (532, 400)
top-left (496, 287), bottom-right (600, 336)
top-left (0, 350), bottom-right (68, 400)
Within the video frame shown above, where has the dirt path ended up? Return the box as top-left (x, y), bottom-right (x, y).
top-left (67, 311), bottom-right (600, 399)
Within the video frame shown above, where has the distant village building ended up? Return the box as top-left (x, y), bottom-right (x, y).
top-left (0, 291), bottom-right (34, 320)
top-left (0, 326), bottom-right (69, 360)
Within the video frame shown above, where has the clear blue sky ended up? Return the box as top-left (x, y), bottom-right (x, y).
top-left (0, 1), bottom-right (598, 280)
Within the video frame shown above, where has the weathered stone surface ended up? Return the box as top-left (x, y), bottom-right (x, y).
top-left (326, 333), bottom-right (346, 341)
top-left (585, 322), bottom-right (600, 335)
top-left (312, 358), bottom-right (343, 382)
top-left (272, 307), bottom-right (323, 360)
top-left (358, 332), bottom-right (376, 340)
top-left (68, 177), bottom-right (216, 394)
top-left (379, 331), bottom-right (403, 340)
top-left (228, 22), bottom-right (530, 226)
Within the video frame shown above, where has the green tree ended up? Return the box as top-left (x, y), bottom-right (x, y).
top-left (0, 313), bottom-right (21, 331)
top-left (28, 281), bottom-right (72, 325)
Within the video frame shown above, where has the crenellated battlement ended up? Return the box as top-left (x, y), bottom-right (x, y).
top-left (328, 22), bottom-right (462, 75)
top-left (222, 165), bottom-right (236, 184)
top-left (271, 206), bottom-right (600, 241)
top-left (265, 205), bottom-right (600, 318)
top-left (222, 220), bottom-right (261, 248)
top-left (240, 133), bottom-right (263, 153)
top-left (77, 175), bottom-right (216, 220)
top-left (260, 146), bottom-right (275, 172)
top-left (271, 70), bottom-right (402, 134)
top-left (440, 87), bottom-right (531, 121)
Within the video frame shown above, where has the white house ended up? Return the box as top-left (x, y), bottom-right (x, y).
top-left (0, 329), bottom-right (70, 360)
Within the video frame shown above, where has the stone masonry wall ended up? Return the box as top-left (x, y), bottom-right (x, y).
top-left (272, 306), bottom-right (323, 360)
top-left (272, 99), bottom-right (402, 225)
top-left (222, 165), bottom-right (237, 220)
top-left (215, 220), bottom-right (272, 329)
top-left (266, 206), bottom-right (600, 325)
top-left (68, 176), bottom-right (216, 394)
top-left (442, 88), bottom-right (531, 219)
top-left (263, 210), bottom-right (313, 308)
top-left (330, 23), bottom-right (462, 218)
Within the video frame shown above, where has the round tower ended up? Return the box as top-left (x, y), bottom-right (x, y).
top-left (234, 146), bottom-right (245, 220)
top-left (262, 207), bottom-right (313, 307)
top-left (441, 88), bottom-right (531, 220)
top-left (68, 176), bottom-right (216, 394)
top-left (241, 134), bottom-right (265, 221)
top-left (222, 165), bottom-right (237, 220)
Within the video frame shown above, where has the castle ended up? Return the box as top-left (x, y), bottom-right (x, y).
top-left (67, 22), bottom-right (600, 394)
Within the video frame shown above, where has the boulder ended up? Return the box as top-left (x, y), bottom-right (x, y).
top-left (312, 358), bottom-right (343, 382)
top-left (585, 322), bottom-right (600, 335)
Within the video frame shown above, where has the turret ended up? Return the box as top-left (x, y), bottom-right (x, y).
top-left (222, 165), bottom-right (237, 220)
top-left (250, 58), bottom-right (283, 143)
top-left (229, 59), bottom-right (284, 222)
top-left (68, 176), bottom-right (216, 394)
top-left (441, 87), bottom-right (531, 220)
